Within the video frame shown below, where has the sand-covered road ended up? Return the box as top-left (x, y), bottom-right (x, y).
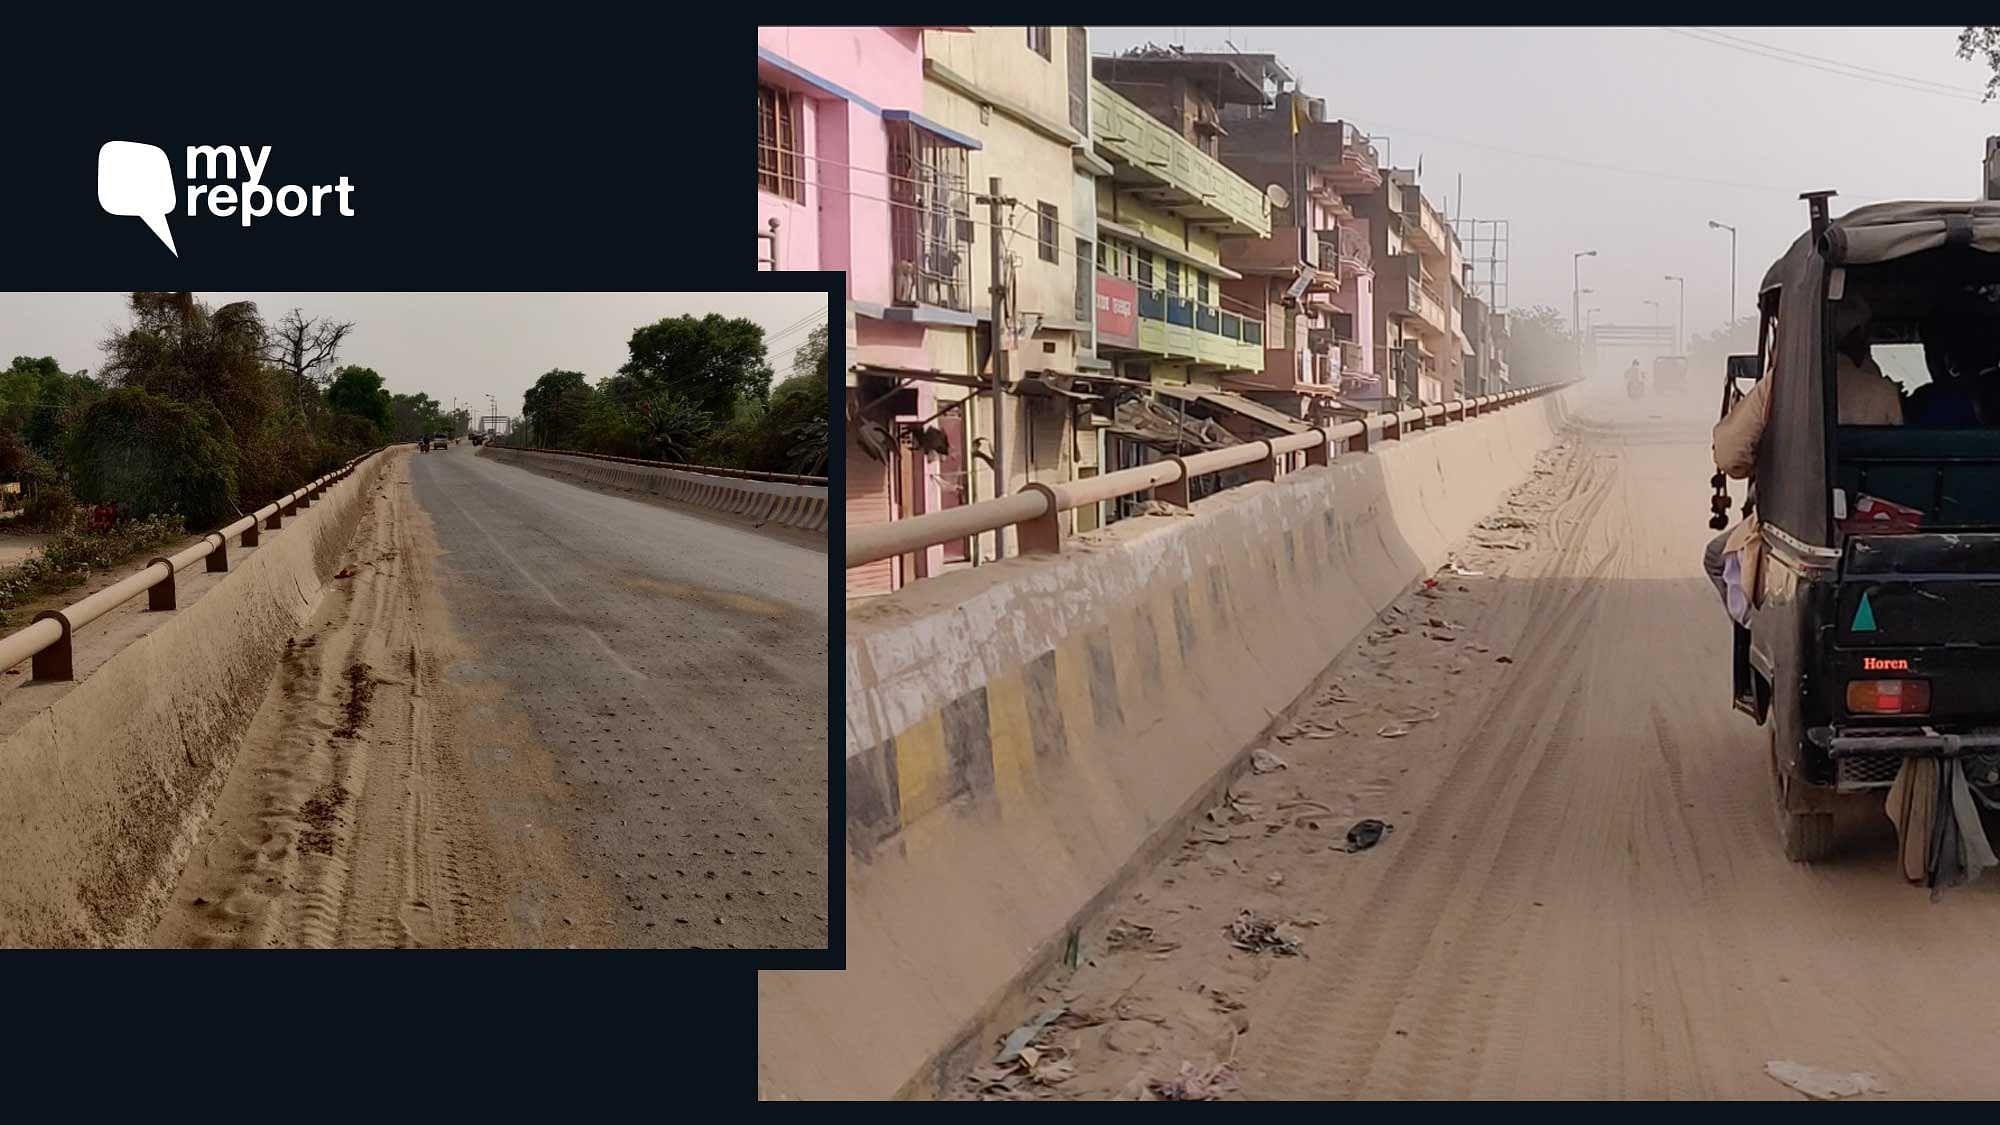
top-left (966, 380), bottom-right (2000, 1100)
top-left (154, 443), bottom-right (826, 949)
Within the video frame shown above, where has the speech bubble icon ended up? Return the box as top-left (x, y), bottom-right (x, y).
top-left (97, 141), bottom-right (178, 257)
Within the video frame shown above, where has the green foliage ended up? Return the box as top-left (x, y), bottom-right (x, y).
top-left (697, 323), bottom-right (828, 473)
top-left (65, 386), bottom-right (239, 526)
top-left (523, 369), bottom-right (592, 447)
top-left (0, 513), bottom-right (186, 626)
top-left (326, 365), bottom-right (393, 438)
top-left (389, 391), bottom-right (459, 441)
top-left (1960, 27), bottom-right (2000, 101)
top-left (3, 356), bottom-right (103, 463)
top-left (1503, 305), bottom-right (1580, 387)
top-left (619, 314), bottom-right (775, 423)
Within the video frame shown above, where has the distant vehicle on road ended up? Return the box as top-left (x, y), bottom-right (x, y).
top-left (469, 432), bottom-right (485, 446)
top-left (418, 435), bottom-right (432, 452)
top-left (1654, 355), bottom-right (1687, 395)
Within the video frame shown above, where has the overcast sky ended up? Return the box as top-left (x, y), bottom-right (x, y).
top-left (0, 292), bottom-right (828, 418)
top-left (1092, 26), bottom-right (1998, 340)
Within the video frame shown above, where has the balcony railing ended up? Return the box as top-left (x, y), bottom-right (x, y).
top-left (1091, 79), bottom-right (1270, 237)
top-left (1135, 289), bottom-right (1267, 364)
top-left (889, 124), bottom-right (974, 311)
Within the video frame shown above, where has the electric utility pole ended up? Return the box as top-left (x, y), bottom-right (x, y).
top-left (978, 176), bottom-right (1017, 560)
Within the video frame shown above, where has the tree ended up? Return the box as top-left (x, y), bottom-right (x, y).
top-left (263, 307), bottom-right (355, 412)
top-left (1687, 315), bottom-right (1759, 383)
top-left (66, 386), bottom-right (238, 525)
top-left (327, 365), bottom-right (393, 438)
top-left (101, 292), bottom-right (276, 443)
top-left (1502, 305), bottom-right (1579, 387)
top-left (619, 314), bottom-right (775, 424)
top-left (0, 356), bottom-right (101, 458)
top-left (389, 391), bottom-right (448, 442)
top-left (632, 387), bottom-right (713, 462)
top-left (522, 369), bottom-right (592, 447)
top-left (1960, 27), bottom-right (2000, 101)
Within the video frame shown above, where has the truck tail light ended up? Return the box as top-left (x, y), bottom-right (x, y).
top-left (1846, 678), bottom-right (1931, 715)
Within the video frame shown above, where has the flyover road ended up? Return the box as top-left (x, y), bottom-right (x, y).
top-left (152, 443), bottom-right (826, 949)
top-left (972, 382), bottom-right (2000, 1099)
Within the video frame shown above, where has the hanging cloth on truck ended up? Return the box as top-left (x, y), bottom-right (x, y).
top-left (1885, 757), bottom-right (1999, 891)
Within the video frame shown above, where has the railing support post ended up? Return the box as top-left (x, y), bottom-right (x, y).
top-left (146, 558), bottom-right (177, 612)
top-left (1018, 483), bottom-right (1063, 555)
top-left (1156, 458), bottom-right (1193, 508)
top-left (1306, 429), bottom-right (1330, 468)
top-left (241, 523), bottom-right (260, 547)
top-left (206, 533), bottom-right (228, 573)
top-left (1247, 441), bottom-right (1278, 482)
top-left (30, 611), bottom-right (71, 682)
top-left (298, 487), bottom-right (313, 509)
top-left (282, 494), bottom-right (298, 517)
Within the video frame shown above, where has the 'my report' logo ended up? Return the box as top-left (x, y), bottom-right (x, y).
top-left (97, 141), bottom-right (356, 257)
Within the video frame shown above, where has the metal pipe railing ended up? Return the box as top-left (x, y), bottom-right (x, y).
top-left (846, 381), bottom-right (1575, 570)
top-left (0, 444), bottom-right (394, 682)
top-left (505, 446), bottom-right (827, 486)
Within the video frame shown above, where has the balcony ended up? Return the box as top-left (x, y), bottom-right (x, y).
top-left (1383, 256), bottom-right (1447, 337)
top-left (1323, 122), bottom-right (1382, 196)
top-left (1338, 340), bottom-right (1364, 373)
top-left (1221, 226), bottom-right (1315, 276)
top-left (1091, 79), bottom-right (1270, 238)
top-left (1394, 184), bottom-right (1448, 259)
top-left (1133, 287), bottom-right (1266, 372)
top-left (888, 123), bottom-right (974, 311)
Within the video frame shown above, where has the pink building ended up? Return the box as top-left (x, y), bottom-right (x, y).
top-left (757, 27), bottom-right (983, 597)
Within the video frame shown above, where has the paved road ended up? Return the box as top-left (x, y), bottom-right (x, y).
top-left (411, 444), bottom-right (827, 948)
top-left (991, 382), bottom-right (2000, 1099)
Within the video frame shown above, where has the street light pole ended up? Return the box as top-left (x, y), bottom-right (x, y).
top-left (1708, 221), bottom-right (1737, 325)
top-left (1573, 249), bottom-right (1598, 375)
top-left (1664, 274), bottom-right (1685, 356)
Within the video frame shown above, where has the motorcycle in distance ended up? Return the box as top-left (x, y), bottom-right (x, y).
top-left (1626, 362), bottom-right (1646, 400)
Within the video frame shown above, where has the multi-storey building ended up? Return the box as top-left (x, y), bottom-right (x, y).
top-left (1088, 48), bottom-right (1297, 495)
top-left (920, 26), bottom-right (1112, 555)
top-left (1356, 168), bottom-right (1458, 405)
top-left (758, 26), bottom-right (989, 597)
top-left (1210, 75), bottom-right (1382, 431)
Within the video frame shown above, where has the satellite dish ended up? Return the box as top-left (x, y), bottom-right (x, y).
top-left (1265, 183), bottom-right (1290, 210)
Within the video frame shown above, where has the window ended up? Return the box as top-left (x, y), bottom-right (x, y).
top-left (1096, 240), bottom-right (1110, 273)
top-left (1137, 252), bottom-right (1154, 289)
top-left (887, 121), bottom-right (973, 310)
top-left (757, 84), bottom-right (803, 202)
top-left (1037, 202), bottom-right (1059, 263)
top-left (1028, 27), bottom-right (1052, 60)
top-left (1165, 259), bottom-right (1181, 297)
top-left (1198, 273), bottom-right (1211, 305)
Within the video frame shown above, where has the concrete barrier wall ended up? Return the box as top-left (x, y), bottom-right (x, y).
top-left (760, 388), bottom-right (1577, 1100)
top-left (483, 447), bottom-right (829, 531)
top-left (0, 451), bottom-right (393, 947)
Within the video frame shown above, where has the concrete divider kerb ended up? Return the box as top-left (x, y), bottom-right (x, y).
top-left (760, 386), bottom-right (1579, 1100)
top-left (0, 447), bottom-right (399, 946)
top-left (485, 447), bottom-right (828, 531)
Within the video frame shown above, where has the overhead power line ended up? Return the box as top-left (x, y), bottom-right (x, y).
top-left (1661, 27), bottom-right (1987, 102)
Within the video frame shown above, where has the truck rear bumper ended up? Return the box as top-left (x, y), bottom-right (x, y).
top-left (1807, 726), bottom-right (2000, 790)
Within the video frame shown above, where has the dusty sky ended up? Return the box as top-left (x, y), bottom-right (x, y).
top-left (0, 292), bottom-right (828, 418)
top-left (1092, 26), bottom-right (1998, 340)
